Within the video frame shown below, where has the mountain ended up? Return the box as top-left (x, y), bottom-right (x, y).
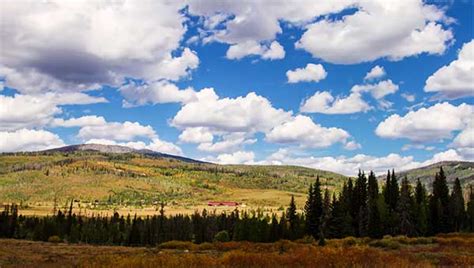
top-left (44, 144), bottom-right (204, 163)
top-left (0, 144), bottom-right (348, 210)
top-left (379, 161), bottom-right (474, 189)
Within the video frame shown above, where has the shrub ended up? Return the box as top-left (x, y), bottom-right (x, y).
top-left (368, 239), bottom-right (401, 250)
top-left (158, 241), bottom-right (196, 251)
top-left (214, 230), bottom-right (230, 242)
top-left (296, 235), bottom-right (315, 244)
top-left (48, 235), bottom-right (62, 243)
top-left (341, 236), bottom-right (358, 247)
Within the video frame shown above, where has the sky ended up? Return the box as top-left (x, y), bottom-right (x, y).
top-left (0, 0), bottom-right (473, 176)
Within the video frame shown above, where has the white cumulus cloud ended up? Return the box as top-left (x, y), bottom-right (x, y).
top-left (286, 63), bottom-right (327, 83)
top-left (425, 40), bottom-right (474, 99)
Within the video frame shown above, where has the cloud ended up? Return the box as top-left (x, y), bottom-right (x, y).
top-left (424, 40), bottom-right (474, 99)
top-left (300, 91), bottom-right (371, 114)
top-left (172, 88), bottom-right (292, 133)
top-left (178, 127), bottom-right (214, 144)
top-left (265, 115), bottom-right (351, 148)
top-left (401, 93), bottom-right (416, 102)
top-left (0, 93), bottom-right (107, 131)
top-left (259, 147), bottom-right (471, 176)
top-left (188, 1), bottom-right (354, 60)
top-left (85, 138), bottom-right (182, 156)
top-left (226, 41), bottom-right (285, 60)
top-left (0, 129), bottom-right (65, 152)
top-left (77, 121), bottom-right (156, 142)
top-left (296, 0), bottom-right (453, 64)
top-left (351, 80), bottom-right (399, 100)
top-left (197, 133), bottom-right (256, 153)
top-left (376, 102), bottom-right (473, 142)
top-left (119, 80), bottom-right (198, 107)
top-left (451, 125), bottom-right (474, 149)
top-left (52, 115), bottom-right (107, 128)
top-left (286, 63), bottom-right (327, 83)
top-left (364, 66), bottom-right (386, 80)
top-left (0, 1), bottom-right (197, 93)
top-left (344, 141), bottom-right (362, 151)
top-left (203, 151), bottom-right (255, 165)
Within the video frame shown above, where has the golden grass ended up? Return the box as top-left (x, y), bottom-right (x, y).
top-left (0, 234), bottom-right (473, 267)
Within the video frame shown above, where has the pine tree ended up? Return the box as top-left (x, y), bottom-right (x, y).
top-left (383, 170), bottom-right (391, 207)
top-left (389, 169), bottom-right (399, 211)
top-left (305, 177), bottom-right (323, 238)
top-left (367, 171), bottom-right (382, 238)
top-left (397, 177), bottom-right (415, 236)
top-left (466, 186), bottom-right (474, 232)
top-left (414, 179), bottom-right (428, 236)
top-left (429, 167), bottom-right (450, 234)
top-left (287, 195), bottom-right (298, 240)
top-left (304, 183), bottom-right (315, 236)
top-left (449, 178), bottom-right (465, 232)
top-left (353, 170), bottom-right (368, 236)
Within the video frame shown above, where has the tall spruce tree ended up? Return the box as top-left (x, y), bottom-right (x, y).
top-left (383, 170), bottom-right (391, 208)
top-left (310, 177), bottom-right (323, 238)
top-left (449, 178), bottom-right (465, 232)
top-left (429, 167), bottom-right (450, 234)
top-left (467, 186), bottom-right (474, 232)
top-left (304, 183), bottom-right (315, 236)
top-left (367, 171), bottom-right (382, 238)
top-left (353, 171), bottom-right (368, 236)
top-left (397, 177), bottom-right (415, 236)
top-left (414, 179), bottom-right (428, 236)
top-left (287, 195), bottom-right (298, 240)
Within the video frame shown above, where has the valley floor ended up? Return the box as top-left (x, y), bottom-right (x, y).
top-left (0, 234), bottom-right (473, 267)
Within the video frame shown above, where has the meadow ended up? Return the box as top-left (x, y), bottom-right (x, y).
top-left (0, 233), bottom-right (473, 267)
top-left (0, 151), bottom-right (345, 213)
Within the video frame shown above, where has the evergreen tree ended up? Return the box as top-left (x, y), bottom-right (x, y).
top-left (466, 186), bottom-right (474, 232)
top-left (429, 167), bottom-right (450, 234)
top-left (353, 170), bottom-right (368, 236)
top-left (449, 178), bottom-right (465, 232)
top-left (367, 171), bottom-right (382, 238)
top-left (389, 169), bottom-right (399, 211)
top-left (397, 177), bottom-right (415, 236)
top-left (287, 195), bottom-right (298, 240)
top-left (305, 177), bottom-right (323, 238)
top-left (383, 170), bottom-right (391, 208)
top-left (414, 179), bottom-right (428, 236)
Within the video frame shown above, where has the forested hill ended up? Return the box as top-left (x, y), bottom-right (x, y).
top-left (391, 161), bottom-right (474, 189)
top-left (0, 145), bottom-right (347, 207)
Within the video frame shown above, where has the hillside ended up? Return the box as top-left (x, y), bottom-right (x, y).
top-left (0, 145), bottom-right (347, 212)
top-left (380, 161), bottom-right (474, 189)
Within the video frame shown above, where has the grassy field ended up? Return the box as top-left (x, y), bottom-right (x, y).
top-left (0, 233), bottom-right (472, 267)
top-left (0, 151), bottom-right (345, 214)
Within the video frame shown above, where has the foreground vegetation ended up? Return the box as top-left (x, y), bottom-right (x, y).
top-left (0, 234), bottom-right (473, 267)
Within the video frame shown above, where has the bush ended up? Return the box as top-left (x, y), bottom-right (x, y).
top-left (296, 235), bottom-right (315, 244)
top-left (341, 236), bottom-right (358, 247)
top-left (48, 235), bottom-right (62, 243)
top-left (214, 231), bottom-right (230, 242)
top-left (368, 239), bottom-right (401, 250)
top-left (158, 241), bottom-right (196, 251)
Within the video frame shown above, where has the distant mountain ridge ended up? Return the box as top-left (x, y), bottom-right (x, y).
top-left (379, 161), bottom-right (474, 188)
top-left (43, 144), bottom-right (205, 164)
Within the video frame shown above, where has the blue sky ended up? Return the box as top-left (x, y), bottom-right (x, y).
top-left (0, 0), bottom-right (473, 175)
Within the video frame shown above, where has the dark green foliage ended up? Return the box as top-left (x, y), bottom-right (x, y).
top-left (449, 178), bottom-right (465, 232)
top-left (414, 179), bottom-right (428, 236)
top-left (367, 171), bottom-right (382, 238)
top-left (429, 167), bottom-right (450, 234)
top-left (397, 177), bottom-right (415, 236)
top-left (466, 186), bottom-right (474, 232)
top-left (304, 177), bottom-right (323, 238)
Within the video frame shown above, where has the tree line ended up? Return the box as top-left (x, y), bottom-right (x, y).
top-left (0, 167), bottom-right (472, 246)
